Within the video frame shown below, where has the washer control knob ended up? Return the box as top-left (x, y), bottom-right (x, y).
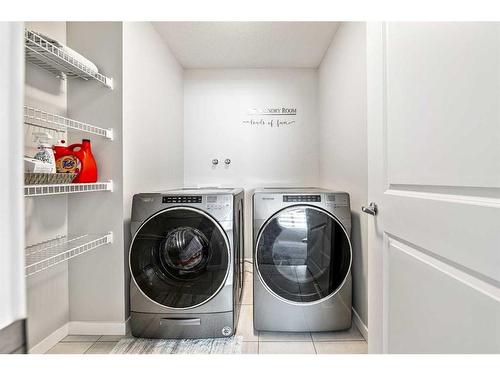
top-left (224, 159), bottom-right (231, 165)
top-left (222, 326), bottom-right (232, 336)
top-left (212, 159), bottom-right (219, 165)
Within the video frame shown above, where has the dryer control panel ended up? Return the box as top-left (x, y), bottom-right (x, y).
top-left (283, 195), bottom-right (321, 202)
top-left (325, 193), bottom-right (349, 209)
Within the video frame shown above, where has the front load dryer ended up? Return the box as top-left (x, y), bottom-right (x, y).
top-left (129, 187), bottom-right (244, 339)
top-left (252, 188), bottom-right (352, 332)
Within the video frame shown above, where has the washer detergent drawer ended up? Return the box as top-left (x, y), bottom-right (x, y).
top-left (130, 311), bottom-right (234, 339)
top-left (160, 318), bottom-right (201, 327)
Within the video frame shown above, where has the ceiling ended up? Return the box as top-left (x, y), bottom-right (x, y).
top-left (153, 22), bottom-right (339, 69)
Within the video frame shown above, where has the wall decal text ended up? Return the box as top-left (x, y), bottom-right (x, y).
top-left (244, 106), bottom-right (297, 128)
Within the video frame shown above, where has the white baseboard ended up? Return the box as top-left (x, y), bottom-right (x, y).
top-left (352, 308), bottom-right (368, 340)
top-left (28, 323), bottom-right (69, 354)
top-left (68, 318), bottom-right (129, 335)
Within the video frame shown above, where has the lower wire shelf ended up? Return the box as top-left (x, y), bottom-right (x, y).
top-left (25, 232), bottom-right (113, 277)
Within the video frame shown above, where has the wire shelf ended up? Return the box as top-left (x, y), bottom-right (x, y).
top-left (25, 232), bottom-right (113, 277)
top-left (24, 181), bottom-right (113, 197)
top-left (24, 106), bottom-right (113, 140)
top-left (25, 29), bottom-right (113, 89)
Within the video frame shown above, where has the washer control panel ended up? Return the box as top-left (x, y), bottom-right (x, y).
top-left (162, 196), bottom-right (202, 204)
top-left (206, 195), bottom-right (231, 210)
top-left (158, 193), bottom-right (233, 222)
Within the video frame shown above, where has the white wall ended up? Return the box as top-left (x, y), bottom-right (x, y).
top-left (67, 22), bottom-right (184, 327)
top-left (123, 22), bottom-right (184, 236)
top-left (183, 69), bottom-right (320, 258)
top-left (123, 22), bottom-right (184, 313)
top-left (318, 22), bottom-right (368, 328)
top-left (24, 22), bottom-right (70, 349)
top-left (67, 22), bottom-right (126, 327)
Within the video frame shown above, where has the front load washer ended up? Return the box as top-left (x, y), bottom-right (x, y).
top-left (253, 188), bottom-right (352, 332)
top-left (129, 187), bottom-right (244, 339)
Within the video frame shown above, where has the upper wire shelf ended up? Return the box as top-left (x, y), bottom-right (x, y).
top-left (25, 29), bottom-right (113, 89)
top-left (25, 232), bottom-right (113, 277)
top-left (24, 106), bottom-right (113, 140)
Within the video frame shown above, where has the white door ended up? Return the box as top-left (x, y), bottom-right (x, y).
top-left (366, 22), bottom-right (500, 354)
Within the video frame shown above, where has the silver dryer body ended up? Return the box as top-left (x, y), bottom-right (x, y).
top-left (252, 188), bottom-right (352, 332)
top-left (129, 188), bottom-right (244, 339)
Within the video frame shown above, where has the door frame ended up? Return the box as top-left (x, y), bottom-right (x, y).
top-left (366, 21), bottom-right (387, 354)
top-left (0, 22), bottom-right (26, 353)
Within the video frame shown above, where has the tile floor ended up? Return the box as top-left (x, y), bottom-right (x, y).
top-left (235, 263), bottom-right (367, 354)
top-left (45, 262), bottom-right (367, 354)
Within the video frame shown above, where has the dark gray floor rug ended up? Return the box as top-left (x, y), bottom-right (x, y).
top-left (110, 336), bottom-right (243, 354)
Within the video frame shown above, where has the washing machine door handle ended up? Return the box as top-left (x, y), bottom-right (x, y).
top-left (160, 318), bottom-right (201, 327)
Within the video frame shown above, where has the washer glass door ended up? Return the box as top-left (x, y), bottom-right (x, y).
top-left (130, 207), bottom-right (230, 309)
top-left (256, 206), bottom-right (351, 303)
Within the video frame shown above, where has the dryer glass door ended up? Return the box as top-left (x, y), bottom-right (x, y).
top-left (130, 207), bottom-right (230, 309)
top-left (256, 206), bottom-right (351, 303)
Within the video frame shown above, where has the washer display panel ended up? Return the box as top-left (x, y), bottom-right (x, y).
top-left (256, 206), bottom-right (351, 303)
top-left (130, 207), bottom-right (230, 309)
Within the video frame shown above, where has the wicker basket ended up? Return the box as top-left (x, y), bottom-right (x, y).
top-left (25, 173), bottom-right (77, 185)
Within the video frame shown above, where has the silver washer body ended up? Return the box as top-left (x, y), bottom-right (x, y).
top-left (130, 187), bottom-right (244, 339)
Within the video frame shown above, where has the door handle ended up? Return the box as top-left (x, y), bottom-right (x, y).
top-left (362, 202), bottom-right (378, 216)
top-left (160, 318), bottom-right (201, 327)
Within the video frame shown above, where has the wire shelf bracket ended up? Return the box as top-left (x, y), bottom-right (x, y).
top-left (24, 106), bottom-right (113, 140)
top-left (24, 181), bottom-right (113, 197)
top-left (25, 29), bottom-right (113, 89)
top-left (25, 232), bottom-right (113, 277)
